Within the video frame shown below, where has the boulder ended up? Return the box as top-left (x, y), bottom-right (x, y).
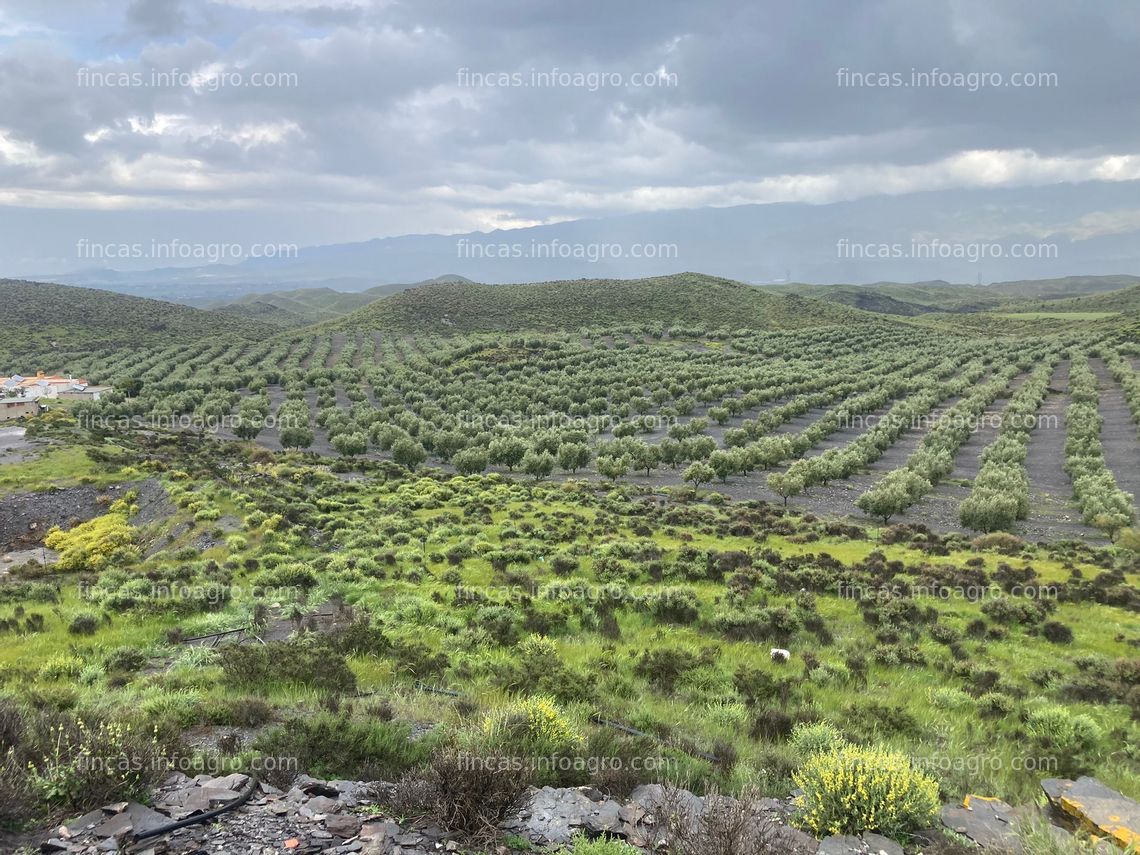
top-left (1042, 777), bottom-right (1140, 851)
top-left (941, 795), bottom-right (1022, 852)
top-left (519, 786), bottom-right (626, 845)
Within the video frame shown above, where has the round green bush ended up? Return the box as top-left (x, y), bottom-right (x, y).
top-left (788, 721), bottom-right (846, 757)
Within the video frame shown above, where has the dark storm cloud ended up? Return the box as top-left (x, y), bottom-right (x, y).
top-left (0, 0), bottom-right (1137, 275)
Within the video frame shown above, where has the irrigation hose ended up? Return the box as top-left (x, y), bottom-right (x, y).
top-left (132, 772), bottom-right (260, 842)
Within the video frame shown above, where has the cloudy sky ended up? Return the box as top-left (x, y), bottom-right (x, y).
top-left (1, 0), bottom-right (1138, 275)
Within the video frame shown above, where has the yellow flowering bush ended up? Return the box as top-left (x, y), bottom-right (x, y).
top-left (793, 744), bottom-right (939, 839)
top-left (481, 695), bottom-right (582, 757)
top-left (45, 498), bottom-right (138, 572)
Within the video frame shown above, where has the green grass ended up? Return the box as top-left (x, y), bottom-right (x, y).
top-left (0, 445), bottom-right (127, 491)
top-left (6, 451), bottom-right (1130, 806)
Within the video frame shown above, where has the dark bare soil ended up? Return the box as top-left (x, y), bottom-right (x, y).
top-left (1090, 357), bottom-right (1140, 514)
top-left (0, 479), bottom-right (168, 551)
top-left (1018, 360), bottom-right (1105, 543)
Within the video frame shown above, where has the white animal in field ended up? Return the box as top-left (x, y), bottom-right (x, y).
top-left (770, 648), bottom-right (790, 663)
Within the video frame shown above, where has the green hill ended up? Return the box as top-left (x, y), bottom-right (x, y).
top-left (768, 276), bottom-right (1140, 315)
top-left (988, 274), bottom-right (1140, 300)
top-left (211, 301), bottom-right (313, 328)
top-left (211, 287), bottom-right (379, 327)
top-left (998, 283), bottom-right (1140, 316)
top-left (333, 273), bottom-right (881, 333)
top-left (0, 279), bottom-right (269, 352)
top-left (766, 281), bottom-right (1004, 314)
top-left (209, 276), bottom-right (476, 327)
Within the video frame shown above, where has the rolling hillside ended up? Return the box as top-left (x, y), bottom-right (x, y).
top-left (763, 282), bottom-right (994, 315)
top-left (999, 283), bottom-right (1140, 316)
top-left (0, 279), bottom-right (268, 353)
top-left (333, 273), bottom-right (882, 333)
top-left (766, 276), bottom-right (1140, 316)
top-left (208, 276), bottom-right (475, 327)
top-left (988, 274), bottom-right (1140, 300)
top-left (211, 287), bottom-right (379, 327)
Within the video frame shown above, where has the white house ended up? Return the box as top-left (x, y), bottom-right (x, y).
top-left (0, 371), bottom-right (110, 401)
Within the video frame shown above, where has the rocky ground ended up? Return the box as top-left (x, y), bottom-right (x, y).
top-left (21, 771), bottom-right (1139, 854)
top-left (0, 478), bottom-right (170, 553)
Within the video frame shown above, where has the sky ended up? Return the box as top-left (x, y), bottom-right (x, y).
top-left (1, 0), bottom-right (1139, 276)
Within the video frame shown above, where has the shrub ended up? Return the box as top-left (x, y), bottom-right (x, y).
top-left (928, 688), bottom-right (974, 711)
top-left (793, 744), bottom-right (939, 838)
top-left (976, 692), bottom-right (1015, 717)
top-left (44, 499), bottom-right (138, 573)
top-left (217, 637), bottom-right (356, 694)
top-left (664, 784), bottom-right (784, 855)
top-left (103, 647), bottom-right (146, 673)
top-left (254, 561), bottom-right (317, 591)
top-left (646, 587), bottom-right (700, 624)
top-left (1041, 621), bottom-right (1074, 644)
top-left (636, 648), bottom-right (699, 692)
top-left (37, 654), bottom-right (83, 682)
top-left (480, 695), bottom-right (582, 757)
top-left (389, 749), bottom-right (527, 842)
top-left (0, 747), bottom-right (33, 825)
top-left (253, 713), bottom-right (434, 787)
top-left (26, 716), bottom-right (171, 812)
top-left (788, 721), bottom-right (846, 757)
top-left (67, 612), bottom-right (100, 636)
top-left (971, 532), bottom-right (1025, 554)
top-left (1024, 704), bottom-right (1102, 766)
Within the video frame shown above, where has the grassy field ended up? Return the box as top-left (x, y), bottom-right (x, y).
top-left (2, 277), bottom-right (1140, 849)
top-left (1, 432), bottom-right (1137, 816)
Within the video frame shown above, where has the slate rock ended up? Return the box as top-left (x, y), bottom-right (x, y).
top-left (92, 812), bottom-right (134, 840)
top-left (941, 795), bottom-right (1022, 853)
top-left (65, 808), bottom-right (107, 836)
top-left (1046, 776), bottom-right (1140, 850)
top-left (768, 822), bottom-right (819, 854)
top-left (306, 795), bottom-right (342, 815)
top-left (295, 775), bottom-right (341, 798)
top-left (326, 814), bottom-right (363, 838)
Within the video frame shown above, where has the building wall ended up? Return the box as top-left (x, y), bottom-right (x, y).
top-left (0, 401), bottom-right (39, 422)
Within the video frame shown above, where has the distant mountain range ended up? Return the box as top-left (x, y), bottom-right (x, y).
top-left (38, 180), bottom-right (1140, 304)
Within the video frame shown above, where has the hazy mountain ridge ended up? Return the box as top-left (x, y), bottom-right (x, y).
top-left (40, 182), bottom-right (1140, 303)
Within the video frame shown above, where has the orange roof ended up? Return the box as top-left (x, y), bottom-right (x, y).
top-left (0, 375), bottom-right (87, 387)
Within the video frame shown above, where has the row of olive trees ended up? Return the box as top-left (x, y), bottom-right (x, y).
top-left (1104, 348), bottom-right (1140, 434)
top-left (1063, 353), bottom-right (1135, 539)
top-left (764, 349), bottom-right (1000, 509)
top-left (958, 357), bottom-right (1059, 532)
top-left (854, 357), bottom-right (1034, 523)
